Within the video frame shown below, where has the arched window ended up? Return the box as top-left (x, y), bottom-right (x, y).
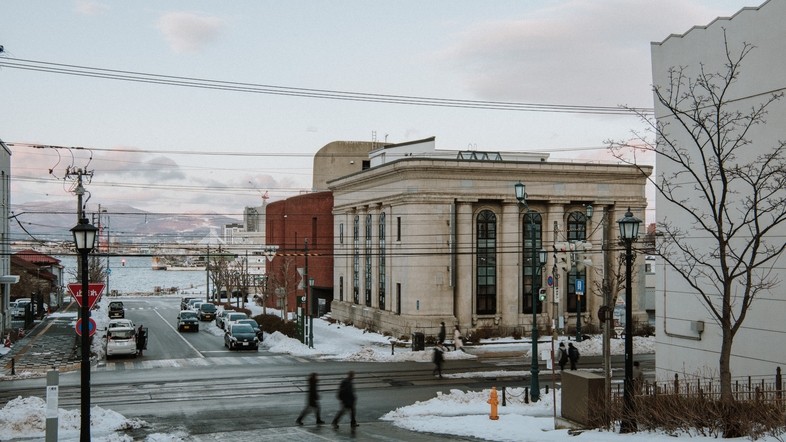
top-left (378, 212), bottom-right (386, 311)
top-left (353, 215), bottom-right (359, 304)
top-left (476, 210), bottom-right (497, 315)
top-left (365, 214), bottom-right (372, 307)
top-left (567, 211), bottom-right (587, 313)
top-left (522, 212), bottom-right (543, 314)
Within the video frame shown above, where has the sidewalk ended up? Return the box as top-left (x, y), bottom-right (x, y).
top-left (0, 303), bottom-right (81, 376)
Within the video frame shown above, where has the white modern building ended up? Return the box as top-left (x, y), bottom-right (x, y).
top-left (651, 0), bottom-right (786, 380)
top-left (0, 139), bottom-right (16, 337)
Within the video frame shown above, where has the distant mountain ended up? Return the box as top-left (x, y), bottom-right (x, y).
top-left (10, 201), bottom-right (242, 245)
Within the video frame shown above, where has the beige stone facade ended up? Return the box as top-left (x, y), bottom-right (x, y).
top-left (328, 152), bottom-right (651, 340)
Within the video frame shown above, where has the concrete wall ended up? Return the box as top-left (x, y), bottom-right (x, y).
top-left (651, 0), bottom-right (786, 380)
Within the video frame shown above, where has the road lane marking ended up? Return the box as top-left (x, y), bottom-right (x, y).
top-left (153, 308), bottom-right (204, 358)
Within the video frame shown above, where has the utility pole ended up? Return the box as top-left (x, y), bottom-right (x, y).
top-left (65, 167), bottom-right (93, 359)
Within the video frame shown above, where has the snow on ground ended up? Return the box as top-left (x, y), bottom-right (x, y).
top-left (1, 295), bottom-right (676, 441)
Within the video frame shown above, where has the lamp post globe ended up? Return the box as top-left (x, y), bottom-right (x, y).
top-left (616, 207), bottom-right (641, 433)
top-left (71, 218), bottom-right (97, 442)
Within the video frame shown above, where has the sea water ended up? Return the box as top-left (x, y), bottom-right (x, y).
top-left (56, 255), bottom-right (208, 296)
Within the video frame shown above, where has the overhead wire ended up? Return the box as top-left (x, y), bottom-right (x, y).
top-left (0, 57), bottom-right (653, 116)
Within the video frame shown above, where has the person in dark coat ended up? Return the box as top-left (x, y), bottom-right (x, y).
top-left (432, 343), bottom-right (445, 378)
top-left (568, 342), bottom-right (580, 370)
top-left (332, 371), bottom-right (358, 429)
top-left (296, 373), bottom-right (324, 425)
top-left (136, 325), bottom-right (146, 357)
top-left (437, 322), bottom-right (446, 345)
top-left (557, 342), bottom-right (568, 371)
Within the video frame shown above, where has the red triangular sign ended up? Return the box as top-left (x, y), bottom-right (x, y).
top-left (68, 283), bottom-right (106, 309)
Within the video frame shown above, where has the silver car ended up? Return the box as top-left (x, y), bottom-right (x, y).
top-left (106, 327), bottom-right (138, 358)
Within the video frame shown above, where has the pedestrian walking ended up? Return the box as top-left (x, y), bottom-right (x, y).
top-left (568, 342), bottom-right (580, 370)
top-left (432, 343), bottom-right (445, 378)
top-left (437, 322), bottom-right (446, 345)
top-left (632, 361), bottom-right (644, 394)
top-left (332, 371), bottom-right (358, 429)
top-left (296, 373), bottom-right (325, 425)
top-left (557, 342), bottom-right (568, 371)
top-left (453, 325), bottom-right (464, 352)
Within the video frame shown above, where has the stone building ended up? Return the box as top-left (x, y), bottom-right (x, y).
top-left (329, 138), bottom-right (651, 339)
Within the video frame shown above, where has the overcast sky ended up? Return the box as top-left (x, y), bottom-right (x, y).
top-left (0, 0), bottom-right (761, 220)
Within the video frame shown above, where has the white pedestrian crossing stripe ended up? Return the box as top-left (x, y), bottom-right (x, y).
top-left (98, 354), bottom-right (324, 371)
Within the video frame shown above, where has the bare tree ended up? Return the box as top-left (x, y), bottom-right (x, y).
top-left (208, 248), bottom-right (229, 302)
top-left (609, 34), bottom-right (786, 404)
top-left (269, 257), bottom-right (299, 323)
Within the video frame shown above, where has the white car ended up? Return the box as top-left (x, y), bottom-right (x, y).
top-left (222, 312), bottom-right (249, 330)
top-left (107, 319), bottom-right (135, 330)
top-left (106, 326), bottom-right (137, 358)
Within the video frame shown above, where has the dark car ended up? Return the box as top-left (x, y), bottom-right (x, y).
top-left (177, 310), bottom-right (199, 332)
top-left (197, 302), bottom-right (217, 321)
top-left (180, 297), bottom-right (194, 310)
top-left (224, 323), bottom-right (259, 350)
top-left (108, 301), bottom-right (125, 319)
top-left (232, 318), bottom-right (263, 342)
top-left (215, 309), bottom-right (235, 328)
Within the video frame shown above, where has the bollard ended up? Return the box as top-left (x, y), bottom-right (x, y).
top-left (45, 367), bottom-right (59, 442)
top-left (11, 357), bottom-right (15, 375)
top-left (391, 341), bottom-right (395, 355)
top-left (502, 387), bottom-right (506, 406)
top-left (487, 387), bottom-right (499, 420)
top-left (545, 385), bottom-right (549, 394)
top-left (524, 387), bottom-right (529, 404)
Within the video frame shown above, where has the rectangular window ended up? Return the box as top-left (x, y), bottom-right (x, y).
top-left (312, 217), bottom-right (317, 247)
top-left (339, 276), bottom-right (344, 302)
top-left (397, 217), bottom-right (401, 241)
top-left (396, 283), bottom-right (401, 315)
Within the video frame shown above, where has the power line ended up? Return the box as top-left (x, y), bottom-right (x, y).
top-left (0, 57), bottom-right (653, 116)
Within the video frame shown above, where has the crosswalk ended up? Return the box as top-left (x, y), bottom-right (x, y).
top-left (97, 354), bottom-right (325, 371)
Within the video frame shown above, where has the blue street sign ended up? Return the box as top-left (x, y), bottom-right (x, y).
top-left (547, 276), bottom-right (553, 287)
top-left (575, 279), bottom-right (585, 293)
top-left (106, 268), bottom-right (112, 275)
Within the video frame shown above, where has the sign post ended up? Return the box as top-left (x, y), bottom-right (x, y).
top-left (575, 279), bottom-right (585, 342)
top-left (67, 283), bottom-right (106, 310)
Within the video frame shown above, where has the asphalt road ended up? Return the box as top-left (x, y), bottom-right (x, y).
top-left (0, 296), bottom-right (656, 440)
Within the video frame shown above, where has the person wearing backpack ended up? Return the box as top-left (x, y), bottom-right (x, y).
top-left (557, 342), bottom-right (569, 371)
top-left (568, 342), bottom-right (580, 370)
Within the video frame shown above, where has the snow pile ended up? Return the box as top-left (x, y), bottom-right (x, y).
top-left (0, 396), bottom-right (147, 441)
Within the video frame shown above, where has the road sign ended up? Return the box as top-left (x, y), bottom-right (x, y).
top-left (67, 283), bottom-right (106, 309)
top-left (575, 279), bottom-right (585, 296)
top-left (106, 268), bottom-right (112, 275)
top-left (547, 276), bottom-right (553, 287)
top-left (75, 318), bottom-right (97, 337)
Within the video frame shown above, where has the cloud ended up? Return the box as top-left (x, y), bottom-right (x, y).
top-left (156, 12), bottom-right (224, 53)
top-left (437, 0), bottom-right (733, 108)
top-left (75, 1), bottom-right (109, 16)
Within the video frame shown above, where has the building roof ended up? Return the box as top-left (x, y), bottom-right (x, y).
top-left (10, 255), bottom-right (57, 281)
top-left (14, 250), bottom-right (62, 266)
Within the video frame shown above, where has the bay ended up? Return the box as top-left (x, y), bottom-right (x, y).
top-left (56, 255), bottom-right (208, 296)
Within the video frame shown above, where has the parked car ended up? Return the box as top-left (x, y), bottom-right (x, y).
top-left (190, 301), bottom-right (203, 311)
top-left (222, 312), bottom-right (249, 330)
top-left (180, 296), bottom-right (196, 310)
top-left (106, 327), bottom-right (137, 358)
top-left (12, 298), bottom-right (32, 318)
top-left (197, 303), bottom-right (217, 321)
top-left (224, 323), bottom-right (259, 350)
top-left (107, 319), bottom-right (135, 330)
top-left (187, 299), bottom-right (202, 310)
top-left (231, 318), bottom-right (263, 342)
top-left (177, 310), bottom-right (199, 332)
top-left (215, 310), bottom-right (236, 328)
top-left (108, 301), bottom-right (125, 318)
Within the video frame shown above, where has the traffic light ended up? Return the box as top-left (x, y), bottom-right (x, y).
top-left (554, 242), bottom-right (574, 272)
top-left (574, 241), bottom-right (593, 271)
top-left (538, 288), bottom-right (547, 302)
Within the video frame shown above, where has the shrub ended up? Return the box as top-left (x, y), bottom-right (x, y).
top-left (254, 314), bottom-right (298, 339)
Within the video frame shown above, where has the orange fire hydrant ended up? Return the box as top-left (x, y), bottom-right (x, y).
top-left (488, 387), bottom-right (500, 420)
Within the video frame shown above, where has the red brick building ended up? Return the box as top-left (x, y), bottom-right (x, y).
top-left (265, 192), bottom-right (333, 317)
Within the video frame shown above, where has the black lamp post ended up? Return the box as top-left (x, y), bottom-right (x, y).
top-left (515, 182), bottom-right (547, 402)
top-left (71, 218), bottom-right (98, 442)
top-left (616, 207), bottom-right (641, 433)
top-left (576, 205), bottom-right (593, 342)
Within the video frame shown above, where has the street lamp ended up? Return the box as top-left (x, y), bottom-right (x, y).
top-left (71, 218), bottom-right (98, 442)
top-left (616, 207), bottom-right (641, 433)
top-left (515, 182), bottom-right (547, 402)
